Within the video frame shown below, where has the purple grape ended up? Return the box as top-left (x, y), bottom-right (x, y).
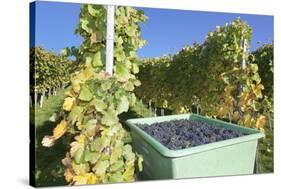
top-left (138, 119), bottom-right (245, 150)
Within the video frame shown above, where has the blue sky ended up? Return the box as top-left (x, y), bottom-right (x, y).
top-left (32, 1), bottom-right (274, 58)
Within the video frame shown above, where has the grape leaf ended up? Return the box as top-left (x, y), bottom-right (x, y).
top-left (90, 137), bottom-right (102, 152)
top-left (108, 171), bottom-right (123, 183)
top-left (63, 97), bottom-right (75, 111)
top-left (109, 160), bottom-right (124, 172)
top-left (69, 106), bottom-right (84, 125)
top-left (74, 146), bottom-right (85, 164)
top-left (79, 86), bottom-right (93, 101)
top-left (116, 63), bottom-right (130, 82)
top-left (94, 160), bottom-right (109, 176)
top-left (101, 108), bottom-right (118, 126)
top-left (117, 96), bottom-right (129, 114)
top-left (92, 98), bottom-right (107, 112)
top-left (53, 120), bottom-right (68, 139)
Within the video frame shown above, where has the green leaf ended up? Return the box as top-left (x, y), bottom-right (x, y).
top-left (110, 140), bottom-right (124, 164)
top-left (74, 147), bottom-right (85, 164)
top-left (60, 48), bottom-right (69, 56)
top-left (133, 79), bottom-right (141, 87)
top-left (85, 119), bottom-right (97, 136)
top-left (108, 172), bottom-right (123, 183)
top-left (93, 98), bottom-right (107, 112)
top-left (88, 5), bottom-right (100, 17)
top-left (123, 144), bottom-right (135, 161)
top-left (250, 63), bottom-right (259, 73)
top-left (101, 108), bottom-right (119, 126)
top-left (117, 96), bottom-right (130, 114)
top-left (89, 152), bottom-right (101, 164)
top-left (94, 160), bottom-right (109, 176)
top-left (137, 154), bottom-right (143, 172)
top-left (109, 160), bottom-right (124, 172)
top-left (72, 162), bottom-right (90, 175)
top-left (90, 137), bottom-right (102, 152)
top-left (92, 51), bottom-right (104, 67)
top-left (129, 93), bottom-right (136, 106)
top-left (132, 63), bottom-right (139, 74)
top-left (116, 36), bottom-right (123, 45)
top-left (116, 63), bottom-right (130, 81)
top-left (125, 26), bottom-right (135, 37)
top-left (81, 18), bottom-right (90, 33)
top-left (84, 149), bottom-right (100, 164)
top-left (85, 56), bottom-right (92, 67)
top-left (100, 153), bottom-right (110, 161)
top-left (79, 86), bottom-right (93, 101)
top-left (115, 49), bottom-right (126, 62)
top-left (69, 106), bottom-right (84, 125)
top-left (101, 81), bottom-right (112, 91)
top-left (251, 73), bottom-right (261, 84)
top-left (124, 82), bottom-right (134, 91)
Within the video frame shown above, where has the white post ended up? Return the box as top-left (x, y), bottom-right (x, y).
top-left (236, 37), bottom-right (247, 120)
top-left (40, 91), bottom-right (45, 108)
top-left (106, 5), bottom-right (115, 75)
top-left (149, 100), bottom-right (152, 112)
top-left (241, 39), bottom-right (247, 70)
top-left (34, 91), bottom-right (38, 107)
top-left (161, 109), bottom-right (164, 116)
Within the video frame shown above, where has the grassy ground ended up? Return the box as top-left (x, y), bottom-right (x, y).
top-left (31, 88), bottom-right (70, 187)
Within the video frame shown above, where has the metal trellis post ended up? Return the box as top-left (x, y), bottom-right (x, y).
top-left (105, 5), bottom-right (115, 75)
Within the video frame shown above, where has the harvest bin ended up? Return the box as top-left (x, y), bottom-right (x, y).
top-left (125, 114), bottom-right (264, 180)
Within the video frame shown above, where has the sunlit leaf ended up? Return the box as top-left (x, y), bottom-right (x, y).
top-left (93, 160), bottom-right (109, 176)
top-left (117, 96), bottom-right (129, 114)
top-left (101, 108), bottom-right (118, 126)
top-left (79, 86), bottom-right (93, 101)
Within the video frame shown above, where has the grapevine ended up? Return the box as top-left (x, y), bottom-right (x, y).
top-left (42, 5), bottom-right (147, 185)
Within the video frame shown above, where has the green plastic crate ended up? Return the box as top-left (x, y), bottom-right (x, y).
top-left (126, 113), bottom-right (264, 180)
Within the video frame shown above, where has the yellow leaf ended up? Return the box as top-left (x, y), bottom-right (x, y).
top-left (233, 111), bottom-right (240, 122)
top-left (64, 90), bottom-right (77, 98)
top-left (218, 106), bottom-right (229, 117)
top-left (250, 118), bottom-right (256, 128)
top-left (63, 97), bottom-right (75, 111)
top-left (240, 92), bottom-right (250, 106)
top-left (72, 79), bottom-right (81, 93)
top-left (62, 153), bottom-right (72, 167)
top-left (75, 134), bottom-right (87, 144)
top-left (73, 173), bottom-right (98, 185)
top-left (53, 120), bottom-right (68, 139)
top-left (256, 115), bottom-right (266, 129)
top-left (243, 114), bottom-right (251, 127)
top-left (73, 175), bottom-right (88, 185)
top-left (252, 84), bottom-right (264, 99)
top-left (122, 161), bottom-right (135, 182)
top-left (41, 136), bottom-right (55, 147)
top-left (64, 168), bottom-right (74, 183)
top-left (90, 32), bottom-right (97, 44)
top-left (87, 173), bottom-right (98, 184)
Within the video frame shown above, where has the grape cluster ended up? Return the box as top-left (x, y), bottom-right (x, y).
top-left (139, 119), bottom-right (245, 150)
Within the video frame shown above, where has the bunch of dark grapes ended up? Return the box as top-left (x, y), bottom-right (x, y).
top-left (139, 119), bottom-right (244, 150)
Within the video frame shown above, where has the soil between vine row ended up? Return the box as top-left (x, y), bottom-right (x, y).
top-left (138, 119), bottom-right (245, 150)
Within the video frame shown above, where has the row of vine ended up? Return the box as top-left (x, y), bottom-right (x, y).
top-left (30, 47), bottom-right (75, 106)
top-left (135, 19), bottom-right (273, 172)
